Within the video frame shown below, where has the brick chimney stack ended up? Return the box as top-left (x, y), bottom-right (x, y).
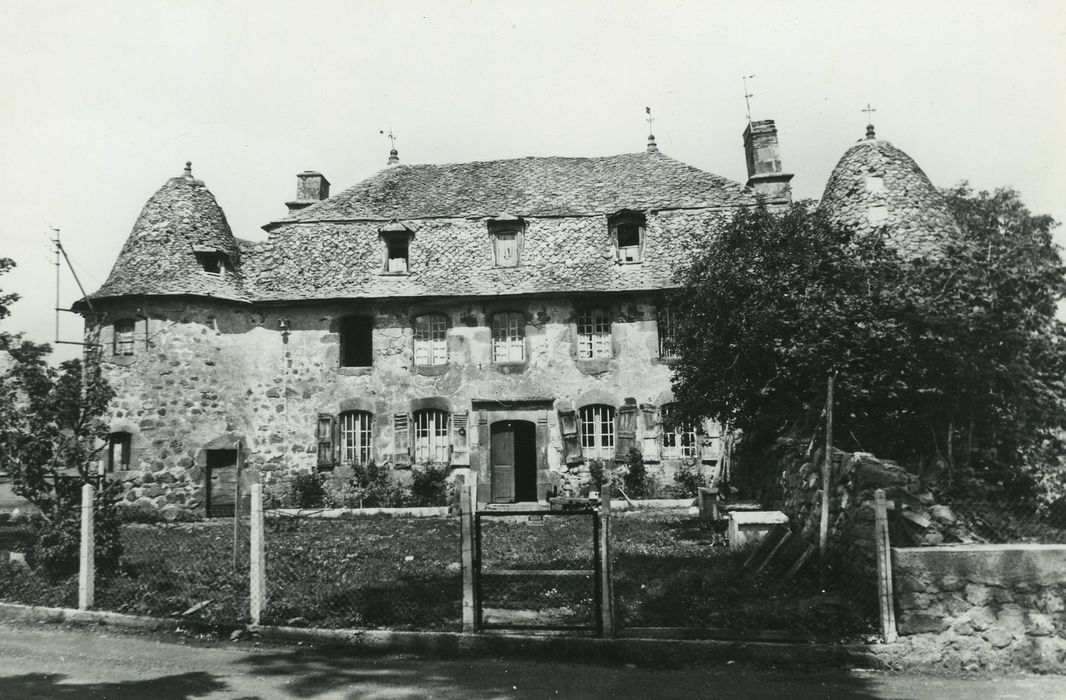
top-left (743, 120), bottom-right (793, 205)
top-left (286, 171), bottom-right (330, 214)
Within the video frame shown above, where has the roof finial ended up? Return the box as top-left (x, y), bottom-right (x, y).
top-left (863, 103), bottom-right (877, 139)
top-left (743, 74), bottom-right (756, 126)
top-left (645, 107), bottom-right (658, 153)
top-left (183, 161), bottom-right (193, 178)
top-left (381, 129), bottom-right (399, 165)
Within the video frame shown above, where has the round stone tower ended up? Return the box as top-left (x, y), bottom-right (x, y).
top-left (820, 125), bottom-right (959, 258)
top-left (93, 162), bottom-right (248, 302)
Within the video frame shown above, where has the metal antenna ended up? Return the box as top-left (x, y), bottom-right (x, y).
top-left (743, 75), bottom-right (756, 125)
top-left (51, 227), bottom-right (60, 344)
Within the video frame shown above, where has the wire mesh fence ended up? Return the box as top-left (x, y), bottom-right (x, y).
top-left (475, 511), bottom-right (600, 633)
top-left (0, 516), bottom-right (80, 609)
top-left (261, 510), bottom-right (462, 630)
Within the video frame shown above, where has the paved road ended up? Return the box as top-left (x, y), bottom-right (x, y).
top-left (0, 621), bottom-right (1062, 699)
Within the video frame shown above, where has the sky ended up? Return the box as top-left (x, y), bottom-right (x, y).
top-left (1, 0), bottom-right (1064, 362)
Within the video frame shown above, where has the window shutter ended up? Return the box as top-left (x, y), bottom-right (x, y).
top-left (393, 413), bottom-right (411, 467)
top-left (451, 411), bottom-right (470, 465)
top-left (615, 401), bottom-right (638, 459)
top-left (639, 404), bottom-right (659, 461)
top-left (558, 409), bottom-right (583, 464)
top-left (316, 414), bottom-right (336, 469)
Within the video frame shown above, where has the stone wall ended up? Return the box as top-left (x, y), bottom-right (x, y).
top-left (892, 545), bottom-right (1066, 672)
top-left (91, 293), bottom-right (719, 517)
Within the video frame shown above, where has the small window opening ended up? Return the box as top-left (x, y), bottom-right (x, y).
top-left (657, 306), bottom-right (677, 358)
top-left (386, 238), bottom-right (409, 273)
top-left (609, 210), bottom-right (646, 264)
top-left (196, 251), bottom-right (226, 276)
top-left (339, 316), bottom-right (373, 367)
top-left (107, 431), bottom-right (132, 471)
top-left (113, 320), bottom-right (135, 356)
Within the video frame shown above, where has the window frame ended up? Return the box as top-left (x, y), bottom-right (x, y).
top-left (113, 319), bottom-right (135, 356)
top-left (339, 315), bottom-right (374, 368)
top-left (107, 431), bottom-right (132, 471)
top-left (413, 408), bottom-right (451, 464)
top-left (657, 305), bottom-right (677, 358)
top-left (491, 311), bottom-right (526, 363)
top-left (488, 217), bottom-right (525, 267)
top-left (660, 404), bottom-right (700, 459)
top-left (379, 222), bottom-right (414, 276)
top-left (413, 314), bottom-right (448, 366)
top-left (579, 404), bottom-right (616, 461)
top-left (608, 210), bottom-right (647, 264)
top-left (338, 410), bottom-right (374, 466)
top-left (576, 309), bottom-right (612, 360)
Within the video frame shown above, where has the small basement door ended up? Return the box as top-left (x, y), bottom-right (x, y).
top-left (205, 449), bottom-right (238, 518)
top-left (490, 420), bottom-right (537, 503)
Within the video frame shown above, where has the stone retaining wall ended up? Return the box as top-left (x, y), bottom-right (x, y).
top-left (892, 545), bottom-right (1066, 672)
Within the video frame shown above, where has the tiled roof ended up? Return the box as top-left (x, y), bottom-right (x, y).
top-left (268, 151), bottom-right (753, 224)
top-left (251, 209), bottom-right (733, 301)
top-left (819, 133), bottom-right (959, 258)
top-left (91, 170), bottom-right (251, 302)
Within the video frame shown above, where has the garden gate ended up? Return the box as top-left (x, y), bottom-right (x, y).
top-left (473, 509), bottom-right (603, 635)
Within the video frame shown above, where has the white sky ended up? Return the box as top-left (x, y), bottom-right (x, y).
top-left (1, 0), bottom-right (1064, 362)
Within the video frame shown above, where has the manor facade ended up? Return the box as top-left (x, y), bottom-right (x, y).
top-left (78, 119), bottom-right (952, 518)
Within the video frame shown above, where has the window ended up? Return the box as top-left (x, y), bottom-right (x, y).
top-left (113, 320), bottom-right (135, 356)
top-left (339, 411), bottom-right (374, 466)
top-left (609, 210), bottom-right (646, 264)
top-left (661, 404), bottom-right (699, 459)
top-left (489, 216), bottom-right (524, 267)
top-left (657, 306), bottom-right (677, 358)
top-left (414, 409), bottom-right (450, 464)
top-left (380, 222), bottom-right (414, 274)
top-left (199, 252), bottom-right (225, 276)
top-left (107, 432), bottom-right (131, 471)
top-left (576, 309), bottom-right (612, 359)
top-left (580, 404), bottom-right (615, 460)
top-left (414, 314), bottom-right (447, 366)
top-left (339, 316), bottom-right (373, 367)
top-left (491, 312), bottom-right (525, 363)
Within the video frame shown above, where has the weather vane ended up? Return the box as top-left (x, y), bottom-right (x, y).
top-left (380, 128), bottom-right (398, 150)
top-left (645, 106), bottom-right (654, 135)
top-left (743, 74), bottom-right (755, 124)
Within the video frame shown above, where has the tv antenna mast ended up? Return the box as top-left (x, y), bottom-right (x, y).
top-left (49, 227), bottom-right (99, 347)
top-left (743, 74), bottom-right (756, 125)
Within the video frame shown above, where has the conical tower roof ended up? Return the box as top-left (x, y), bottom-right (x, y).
top-left (820, 127), bottom-right (959, 258)
top-left (91, 163), bottom-right (249, 301)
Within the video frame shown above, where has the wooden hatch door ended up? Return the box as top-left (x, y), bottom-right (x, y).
top-left (490, 421), bottom-right (516, 503)
top-left (206, 449), bottom-right (239, 518)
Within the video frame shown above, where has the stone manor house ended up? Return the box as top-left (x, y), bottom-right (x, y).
top-left (75, 119), bottom-right (956, 518)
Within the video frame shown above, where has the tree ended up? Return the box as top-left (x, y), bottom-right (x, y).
top-left (0, 258), bottom-right (121, 575)
top-left (668, 191), bottom-right (1066, 504)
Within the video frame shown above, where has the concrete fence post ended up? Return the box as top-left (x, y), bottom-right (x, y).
top-left (599, 486), bottom-right (615, 638)
top-left (249, 482), bottom-right (266, 626)
top-left (460, 484), bottom-right (477, 633)
top-left (874, 488), bottom-right (898, 643)
top-left (78, 483), bottom-right (94, 610)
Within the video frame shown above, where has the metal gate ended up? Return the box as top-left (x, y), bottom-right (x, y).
top-left (474, 509), bottom-right (602, 635)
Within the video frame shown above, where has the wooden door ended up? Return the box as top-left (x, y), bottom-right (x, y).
top-left (490, 422), bottom-right (515, 503)
top-left (206, 449), bottom-right (238, 518)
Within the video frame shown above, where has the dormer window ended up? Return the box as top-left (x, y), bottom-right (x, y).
top-left (380, 221), bottom-right (414, 275)
top-left (608, 210), bottom-right (646, 264)
top-left (488, 214), bottom-right (524, 267)
top-left (193, 247), bottom-right (228, 277)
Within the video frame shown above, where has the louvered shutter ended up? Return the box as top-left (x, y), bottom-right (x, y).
top-left (393, 413), bottom-right (411, 467)
top-left (316, 414), bottom-right (336, 469)
top-left (450, 411), bottom-right (469, 464)
top-left (558, 409), bottom-right (583, 464)
top-left (615, 401), bottom-right (638, 459)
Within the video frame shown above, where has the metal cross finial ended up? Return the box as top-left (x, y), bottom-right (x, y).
top-left (742, 75), bottom-right (756, 125)
top-left (863, 103), bottom-right (877, 121)
top-left (380, 129), bottom-right (398, 150)
top-left (645, 106), bottom-right (654, 135)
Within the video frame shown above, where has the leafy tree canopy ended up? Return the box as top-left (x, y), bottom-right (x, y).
top-left (668, 186), bottom-right (1066, 503)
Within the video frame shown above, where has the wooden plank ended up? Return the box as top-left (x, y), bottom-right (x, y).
top-left (484, 569), bottom-right (595, 577)
top-left (754, 530), bottom-right (793, 575)
top-left (782, 544), bottom-right (817, 582)
top-left (742, 523), bottom-right (789, 570)
top-left (874, 489), bottom-right (898, 642)
top-left (460, 487), bottom-right (477, 633)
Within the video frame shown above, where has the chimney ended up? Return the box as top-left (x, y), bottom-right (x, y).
top-left (742, 120), bottom-right (793, 204)
top-left (286, 171), bottom-right (330, 214)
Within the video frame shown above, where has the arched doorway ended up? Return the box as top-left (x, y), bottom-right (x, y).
top-left (490, 420), bottom-right (537, 503)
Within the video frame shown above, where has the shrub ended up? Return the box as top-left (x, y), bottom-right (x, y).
top-left (31, 479), bottom-right (123, 579)
top-left (323, 479), bottom-right (365, 509)
top-left (622, 448), bottom-right (649, 499)
top-left (290, 472), bottom-right (327, 508)
top-left (672, 462), bottom-right (707, 498)
top-left (410, 465), bottom-right (448, 507)
top-left (352, 461), bottom-right (411, 508)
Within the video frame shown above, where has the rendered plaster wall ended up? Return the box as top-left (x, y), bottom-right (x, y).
top-left (93, 292), bottom-right (708, 516)
top-left (892, 545), bottom-right (1066, 672)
